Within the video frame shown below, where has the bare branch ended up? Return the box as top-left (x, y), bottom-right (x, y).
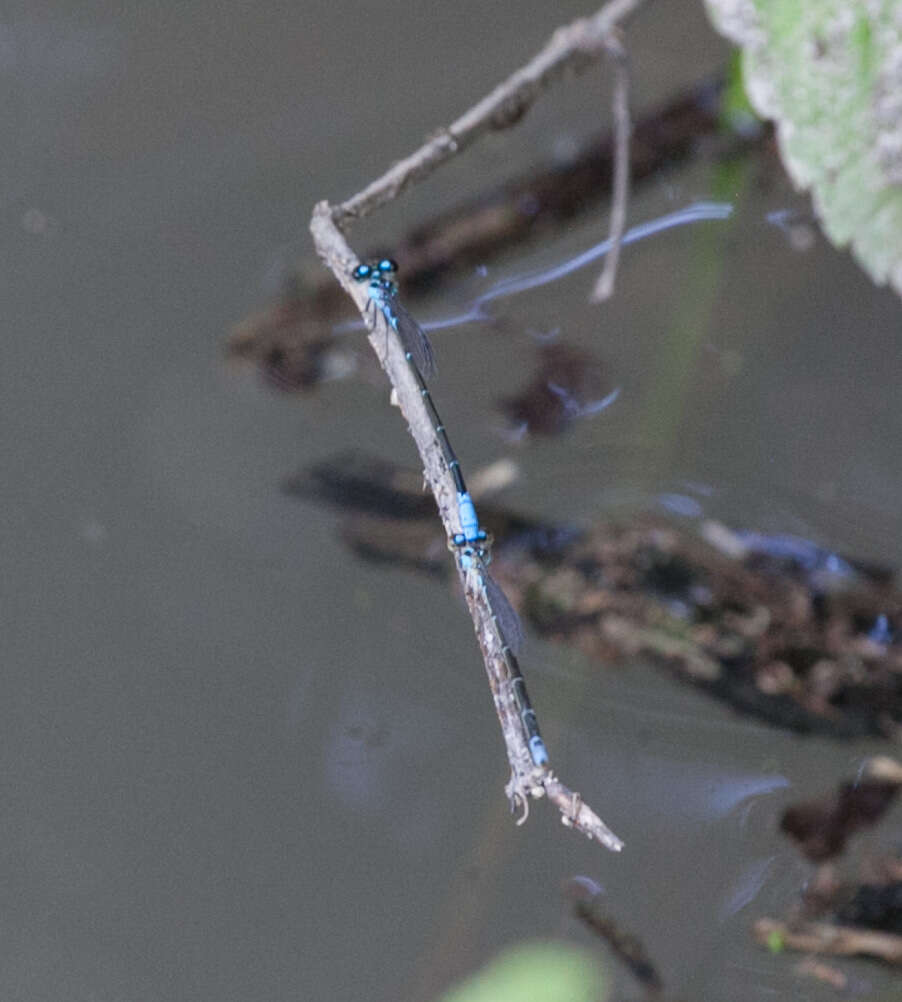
top-left (591, 32), bottom-right (632, 302)
top-left (308, 0), bottom-right (645, 850)
top-left (333, 0), bottom-right (648, 228)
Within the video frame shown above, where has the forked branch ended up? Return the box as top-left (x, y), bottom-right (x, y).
top-left (310, 1), bottom-right (647, 851)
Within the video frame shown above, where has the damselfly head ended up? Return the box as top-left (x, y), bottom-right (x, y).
top-left (353, 259), bottom-right (398, 283)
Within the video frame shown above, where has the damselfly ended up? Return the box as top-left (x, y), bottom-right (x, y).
top-left (352, 258), bottom-right (436, 380)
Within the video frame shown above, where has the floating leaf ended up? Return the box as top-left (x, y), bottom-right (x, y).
top-left (705, 0), bottom-right (902, 297)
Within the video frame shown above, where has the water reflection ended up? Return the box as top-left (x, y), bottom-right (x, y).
top-left (717, 855), bottom-right (778, 920)
top-left (632, 754), bottom-right (789, 825)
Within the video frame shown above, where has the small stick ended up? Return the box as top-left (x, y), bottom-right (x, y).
top-left (591, 32), bottom-right (632, 302)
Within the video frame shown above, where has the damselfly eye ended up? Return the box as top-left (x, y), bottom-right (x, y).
top-left (351, 264), bottom-right (372, 281)
top-left (377, 258), bottom-right (398, 274)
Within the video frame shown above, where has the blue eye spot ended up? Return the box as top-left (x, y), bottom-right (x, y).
top-left (377, 258), bottom-right (398, 274)
top-left (352, 264), bottom-right (372, 281)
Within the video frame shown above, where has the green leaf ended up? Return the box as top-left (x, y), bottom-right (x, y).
top-left (704, 0), bottom-right (902, 298)
top-left (435, 942), bottom-right (607, 1002)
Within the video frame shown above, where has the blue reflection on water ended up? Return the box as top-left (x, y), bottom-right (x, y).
top-left (657, 493), bottom-right (704, 518)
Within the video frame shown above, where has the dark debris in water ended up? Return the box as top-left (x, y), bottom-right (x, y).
top-left (781, 775), bottom-right (900, 862)
top-left (836, 882), bottom-right (902, 936)
top-left (293, 451), bottom-right (902, 742)
top-left (757, 758), bottom-right (902, 969)
top-left (498, 343), bottom-right (613, 437)
top-left (503, 519), bottom-right (902, 740)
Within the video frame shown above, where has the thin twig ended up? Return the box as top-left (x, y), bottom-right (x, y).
top-left (332, 0), bottom-right (648, 229)
top-left (309, 1), bottom-right (645, 850)
top-left (591, 32), bottom-right (632, 302)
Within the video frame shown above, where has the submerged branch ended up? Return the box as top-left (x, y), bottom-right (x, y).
top-left (754, 918), bottom-right (902, 966)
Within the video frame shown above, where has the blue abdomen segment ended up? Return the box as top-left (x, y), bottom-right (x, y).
top-left (456, 491), bottom-right (482, 544)
top-left (528, 735), bottom-right (549, 767)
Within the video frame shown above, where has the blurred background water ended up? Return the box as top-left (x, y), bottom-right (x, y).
top-left (4, 2), bottom-right (902, 1000)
